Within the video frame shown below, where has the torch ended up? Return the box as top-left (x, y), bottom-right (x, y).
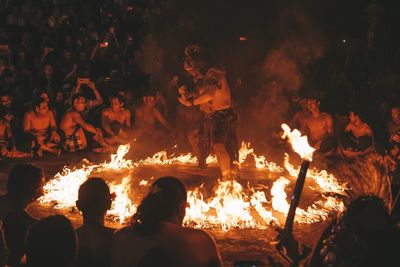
top-left (273, 124), bottom-right (315, 265)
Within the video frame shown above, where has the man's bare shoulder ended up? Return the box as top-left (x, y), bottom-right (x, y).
top-left (24, 110), bottom-right (34, 118)
top-left (320, 112), bottom-right (333, 120)
top-left (180, 227), bottom-right (216, 245)
top-left (102, 107), bottom-right (112, 115)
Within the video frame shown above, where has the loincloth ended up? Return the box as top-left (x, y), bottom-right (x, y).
top-left (62, 128), bottom-right (86, 152)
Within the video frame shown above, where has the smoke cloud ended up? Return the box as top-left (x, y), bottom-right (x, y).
top-left (248, 7), bottom-right (325, 149)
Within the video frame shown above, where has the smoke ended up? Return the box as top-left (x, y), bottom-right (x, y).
top-left (248, 7), bottom-right (325, 149)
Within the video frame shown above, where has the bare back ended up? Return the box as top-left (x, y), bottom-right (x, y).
top-left (111, 222), bottom-right (222, 267)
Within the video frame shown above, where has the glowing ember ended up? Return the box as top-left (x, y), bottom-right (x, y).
top-left (281, 123), bottom-right (315, 161)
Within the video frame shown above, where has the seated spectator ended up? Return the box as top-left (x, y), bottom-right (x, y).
top-left (76, 178), bottom-right (115, 267)
top-left (0, 164), bottom-right (44, 266)
top-left (339, 110), bottom-right (374, 158)
top-left (133, 91), bottom-right (174, 142)
top-left (37, 91), bottom-right (57, 117)
top-left (0, 115), bottom-right (31, 159)
top-left (23, 97), bottom-right (61, 156)
top-left (303, 98), bottom-right (336, 154)
top-left (60, 93), bottom-right (112, 153)
top-left (111, 176), bottom-right (222, 267)
top-left (72, 77), bottom-right (103, 112)
top-left (101, 94), bottom-right (131, 144)
top-left (25, 215), bottom-right (77, 267)
top-left (387, 106), bottom-right (400, 136)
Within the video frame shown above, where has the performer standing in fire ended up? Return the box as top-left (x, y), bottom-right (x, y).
top-left (178, 45), bottom-right (239, 179)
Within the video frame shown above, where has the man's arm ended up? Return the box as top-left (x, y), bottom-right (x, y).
top-left (325, 114), bottom-right (334, 135)
top-left (72, 112), bottom-right (98, 134)
top-left (101, 110), bottom-right (114, 136)
top-left (154, 109), bottom-right (173, 132)
top-left (192, 86), bottom-right (217, 106)
top-left (87, 81), bottom-right (103, 108)
top-left (49, 112), bottom-right (60, 142)
top-left (23, 112), bottom-right (34, 134)
top-left (124, 110), bottom-right (131, 128)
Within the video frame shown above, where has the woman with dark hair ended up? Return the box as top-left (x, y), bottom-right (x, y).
top-left (111, 176), bottom-right (222, 267)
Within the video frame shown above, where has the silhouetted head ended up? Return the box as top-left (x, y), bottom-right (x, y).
top-left (76, 177), bottom-right (112, 218)
top-left (132, 177), bottom-right (187, 236)
top-left (7, 163), bottom-right (44, 208)
top-left (26, 215), bottom-right (77, 267)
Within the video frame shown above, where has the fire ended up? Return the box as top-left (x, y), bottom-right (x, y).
top-left (137, 142), bottom-right (283, 173)
top-left (281, 123), bottom-right (315, 161)
top-left (108, 177), bottom-right (136, 224)
top-left (271, 177), bottom-right (290, 213)
top-left (39, 145), bottom-right (136, 223)
top-left (39, 129), bottom-right (347, 230)
top-left (184, 180), bottom-right (277, 230)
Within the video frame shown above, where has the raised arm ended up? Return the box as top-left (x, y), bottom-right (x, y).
top-left (87, 81), bottom-right (103, 108)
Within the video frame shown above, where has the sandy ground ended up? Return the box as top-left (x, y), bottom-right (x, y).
top-left (0, 150), bottom-right (332, 266)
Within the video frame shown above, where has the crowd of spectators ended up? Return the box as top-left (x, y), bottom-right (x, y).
top-left (0, 0), bottom-right (179, 158)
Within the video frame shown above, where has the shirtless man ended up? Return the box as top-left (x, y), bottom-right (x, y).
top-left (101, 94), bottom-right (131, 144)
top-left (133, 91), bottom-right (174, 141)
top-left (303, 98), bottom-right (335, 154)
top-left (60, 94), bottom-right (111, 153)
top-left (340, 110), bottom-right (374, 158)
top-left (111, 177), bottom-right (222, 267)
top-left (179, 63), bottom-right (238, 179)
top-left (23, 98), bottom-right (61, 156)
top-left (0, 116), bottom-right (30, 158)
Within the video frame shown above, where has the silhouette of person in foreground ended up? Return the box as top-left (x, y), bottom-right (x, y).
top-left (111, 176), bottom-right (222, 267)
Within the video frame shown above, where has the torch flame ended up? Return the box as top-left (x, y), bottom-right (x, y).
top-left (281, 123), bottom-right (315, 161)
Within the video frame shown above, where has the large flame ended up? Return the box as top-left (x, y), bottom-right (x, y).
top-left (39, 145), bottom-right (136, 223)
top-left (39, 133), bottom-right (347, 230)
top-left (281, 123), bottom-right (315, 161)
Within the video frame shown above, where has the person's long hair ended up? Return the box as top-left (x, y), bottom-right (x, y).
top-left (131, 177), bottom-right (187, 236)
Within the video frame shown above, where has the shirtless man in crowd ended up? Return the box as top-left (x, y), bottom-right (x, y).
top-left (101, 94), bottom-right (131, 145)
top-left (179, 46), bottom-right (238, 178)
top-left (303, 98), bottom-right (335, 154)
top-left (60, 94), bottom-right (111, 153)
top-left (23, 98), bottom-right (61, 156)
top-left (0, 115), bottom-right (30, 158)
top-left (133, 91), bottom-right (174, 142)
top-left (339, 110), bottom-right (374, 158)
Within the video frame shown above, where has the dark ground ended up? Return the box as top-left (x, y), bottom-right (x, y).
top-left (0, 151), bottom-right (330, 266)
